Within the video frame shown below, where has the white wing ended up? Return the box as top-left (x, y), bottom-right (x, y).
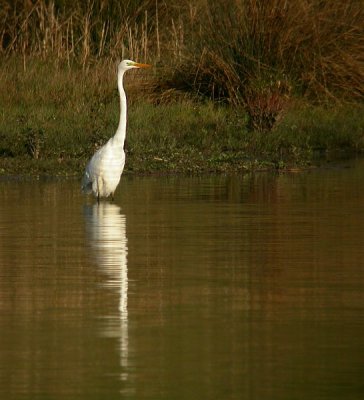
top-left (82, 138), bottom-right (125, 197)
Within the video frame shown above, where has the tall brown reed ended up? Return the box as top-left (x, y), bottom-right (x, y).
top-left (162, 0), bottom-right (363, 130)
top-left (1, 0), bottom-right (363, 129)
top-left (0, 0), bottom-right (159, 67)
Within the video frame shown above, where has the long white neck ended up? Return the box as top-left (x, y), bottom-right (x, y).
top-left (114, 69), bottom-right (127, 146)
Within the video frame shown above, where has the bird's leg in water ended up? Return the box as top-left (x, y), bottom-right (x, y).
top-left (111, 193), bottom-right (114, 202)
top-left (96, 178), bottom-right (101, 204)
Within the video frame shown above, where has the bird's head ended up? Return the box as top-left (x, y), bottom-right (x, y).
top-left (118, 59), bottom-right (151, 72)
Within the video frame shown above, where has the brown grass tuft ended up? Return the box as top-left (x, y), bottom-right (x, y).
top-left (1, 0), bottom-right (363, 132)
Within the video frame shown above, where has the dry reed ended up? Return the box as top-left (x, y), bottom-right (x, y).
top-left (1, 0), bottom-right (363, 131)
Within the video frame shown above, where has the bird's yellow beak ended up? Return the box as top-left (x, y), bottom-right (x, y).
top-left (134, 62), bottom-right (152, 68)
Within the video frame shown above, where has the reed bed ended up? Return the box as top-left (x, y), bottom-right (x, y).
top-left (2, 1), bottom-right (363, 93)
top-left (165, 0), bottom-right (364, 130)
top-left (1, 0), bottom-right (363, 149)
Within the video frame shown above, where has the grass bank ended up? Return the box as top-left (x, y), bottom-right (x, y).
top-left (1, 59), bottom-right (363, 176)
top-left (0, 1), bottom-right (363, 176)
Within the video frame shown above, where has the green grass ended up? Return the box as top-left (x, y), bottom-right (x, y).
top-left (1, 59), bottom-right (363, 176)
top-left (1, 1), bottom-right (363, 176)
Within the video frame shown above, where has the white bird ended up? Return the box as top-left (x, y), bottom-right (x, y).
top-left (82, 59), bottom-right (151, 202)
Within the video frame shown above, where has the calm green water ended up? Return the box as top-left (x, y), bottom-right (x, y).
top-left (1, 161), bottom-right (364, 400)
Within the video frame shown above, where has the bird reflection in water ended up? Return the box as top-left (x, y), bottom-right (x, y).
top-left (84, 202), bottom-right (128, 380)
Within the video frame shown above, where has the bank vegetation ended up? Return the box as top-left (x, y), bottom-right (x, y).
top-left (0, 0), bottom-right (363, 175)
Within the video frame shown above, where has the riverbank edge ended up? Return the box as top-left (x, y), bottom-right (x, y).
top-left (0, 147), bottom-right (360, 178)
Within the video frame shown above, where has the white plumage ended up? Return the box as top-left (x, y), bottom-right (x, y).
top-left (82, 59), bottom-right (151, 201)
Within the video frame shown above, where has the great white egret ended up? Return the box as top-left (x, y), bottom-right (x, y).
top-left (82, 59), bottom-right (151, 202)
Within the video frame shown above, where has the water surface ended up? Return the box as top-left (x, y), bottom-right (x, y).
top-left (0, 161), bottom-right (364, 399)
